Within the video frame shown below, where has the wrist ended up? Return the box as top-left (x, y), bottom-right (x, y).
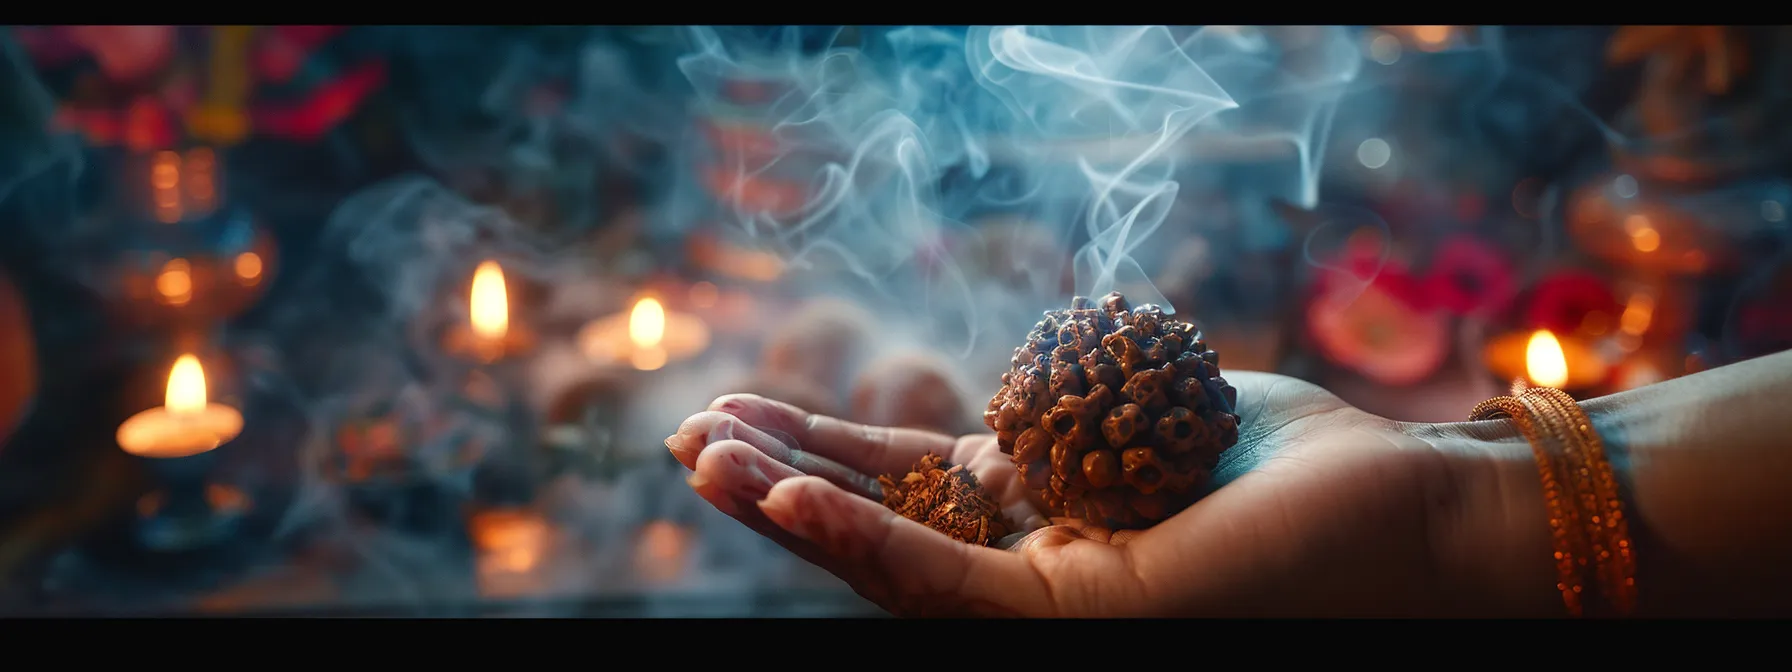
top-left (1403, 418), bottom-right (1566, 617)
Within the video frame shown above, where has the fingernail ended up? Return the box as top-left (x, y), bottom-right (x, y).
top-left (665, 434), bottom-right (696, 463)
top-left (708, 419), bottom-right (736, 444)
top-left (716, 399), bottom-right (747, 416)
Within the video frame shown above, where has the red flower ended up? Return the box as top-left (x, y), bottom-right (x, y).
top-left (1307, 279), bottom-right (1450, 386)
top-left (1524, 270), bottom-right (1620, 335)
top-left (1425, 235), bottom-right (1516, 316)
top-left (1311, 232), bottom-right (1433, 311)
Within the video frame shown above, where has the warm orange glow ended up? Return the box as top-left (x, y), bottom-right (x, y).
top-left (1525, 330), bottom-right (1570, 388)
top-left (635, 521), bottom-right (692, 584)
top-left (1624, 214), bottom-right (1661, 253)
top-left (629, 298), bottom-right (666, 348)
top-left (151, 150), bottom-right (183, 222)
top-left (471, 510), bottom-right (548, 574)
top-left (166, 354), bottom-right (208, 414)
top-left (151, 150), bottom-right (180, 190)
top-left (234, 252), bottom-right (262, 281)
top-left (469, 261), bottom-right (508, 341)
top-left (1619, 292), bottom-right (1656, 336)
top-left (156, 258), bottom-right (193, 306)
top-left (186, 148), bottom-right (216, 211)
top-left (1411, 25), bottom-right (1451, 48)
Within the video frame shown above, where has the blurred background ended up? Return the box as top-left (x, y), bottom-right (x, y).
top-left (0, 25), bottom-right (1787, 617)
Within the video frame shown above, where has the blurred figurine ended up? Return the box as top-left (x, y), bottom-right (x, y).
top-left (15, 25), bottom-right (384, 149)
top-left (757, 296), bottom-right (876, 398)
top-left (849, 352), bottom-right (973, 436)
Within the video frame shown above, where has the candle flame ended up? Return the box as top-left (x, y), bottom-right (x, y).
top-left (1525, 330), bottom-right (1569, 389)
top-left (166, 354), bottom-right (207, 414)
top-left (470, 261), bottom-right (508, 340)
top-left (629, 298), bottom-right (666, 348)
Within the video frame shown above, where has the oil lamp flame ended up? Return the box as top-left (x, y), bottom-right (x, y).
top-left (166, 354), bottom-right (207, 415)
top-left (1525, 330), bottom-right (1569, 389)
top-left (470, 260), bottom-right (509, 341)
top-left (629, 298), bottom-right (666, 348)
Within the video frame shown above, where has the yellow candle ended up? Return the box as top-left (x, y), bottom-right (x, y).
top-left (446, 260), bottom-right (533, 362)
top-left (116, 354), bottom-right (244, 459)
top-left (1483, 329), bottom-right (1609, 393)
top-left (578, 296), bottom-right (710, 371)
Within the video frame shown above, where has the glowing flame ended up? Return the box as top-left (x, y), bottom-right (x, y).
top-left (1525, 330), bottom-right (1569, 389)
top-left (629, 298), bottom-right (666, 348)
top-left (166, 354), bottom-right (208, 414)
top-left (470, 260), bottom-right (508, 341)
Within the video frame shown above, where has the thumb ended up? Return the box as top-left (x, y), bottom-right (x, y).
top-left (756, 476), bottom-right (1055, 617)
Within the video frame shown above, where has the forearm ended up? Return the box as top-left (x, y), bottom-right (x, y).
top-left (1425, 348), bottom-right (1792, 617)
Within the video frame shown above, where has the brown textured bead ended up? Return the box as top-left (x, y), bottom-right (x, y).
top-left (1051, 439), bottom-right (1079, 482)
top-left (1121, 367), bottom-right (1174, 411)
top-left (1082, 449), bottom-right (1120, 488)
top-left (1121, 447), bottom-right (1168, 494)
top-left (1102, 403), bottom-right (1147, 446)
top-left (1013, 426), bottom-right (1053, 464)
top-left (985, 292), bottom-right (1242, 529)
top-left (1156, 406), bottom-right (1210, 454)
top-left (1049, 361), bottom-right (1086, 399)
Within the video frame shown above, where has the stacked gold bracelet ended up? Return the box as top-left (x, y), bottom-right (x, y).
top-left (1470, 384), bottom-right (1639, 617)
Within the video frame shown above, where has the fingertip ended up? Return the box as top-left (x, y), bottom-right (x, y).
top-left (671, 410), bottom-right (739, 469)
top-left (708, 393), bottom-right (767, 415)
top-left (710, 392), bottom-right (810, 430)
top-left (757, 474), bottom-right (829, 514)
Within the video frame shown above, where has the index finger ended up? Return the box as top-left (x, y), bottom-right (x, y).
top-left (707, 393), bottom-right (961, 477)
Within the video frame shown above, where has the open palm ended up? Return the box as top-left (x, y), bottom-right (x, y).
top-left (667, 371), bottom-right (1463, 617)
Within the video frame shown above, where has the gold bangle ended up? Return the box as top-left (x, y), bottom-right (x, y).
top-left (1471, 384), bottom-right (1638, 617)
top-left (1524, 387), bottom-right (1638, 616)
top-left (1469, 393), bottom-right (1589, 617)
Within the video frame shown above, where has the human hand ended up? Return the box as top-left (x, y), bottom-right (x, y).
top-left (666, 371), bottom-right (1475, 617)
